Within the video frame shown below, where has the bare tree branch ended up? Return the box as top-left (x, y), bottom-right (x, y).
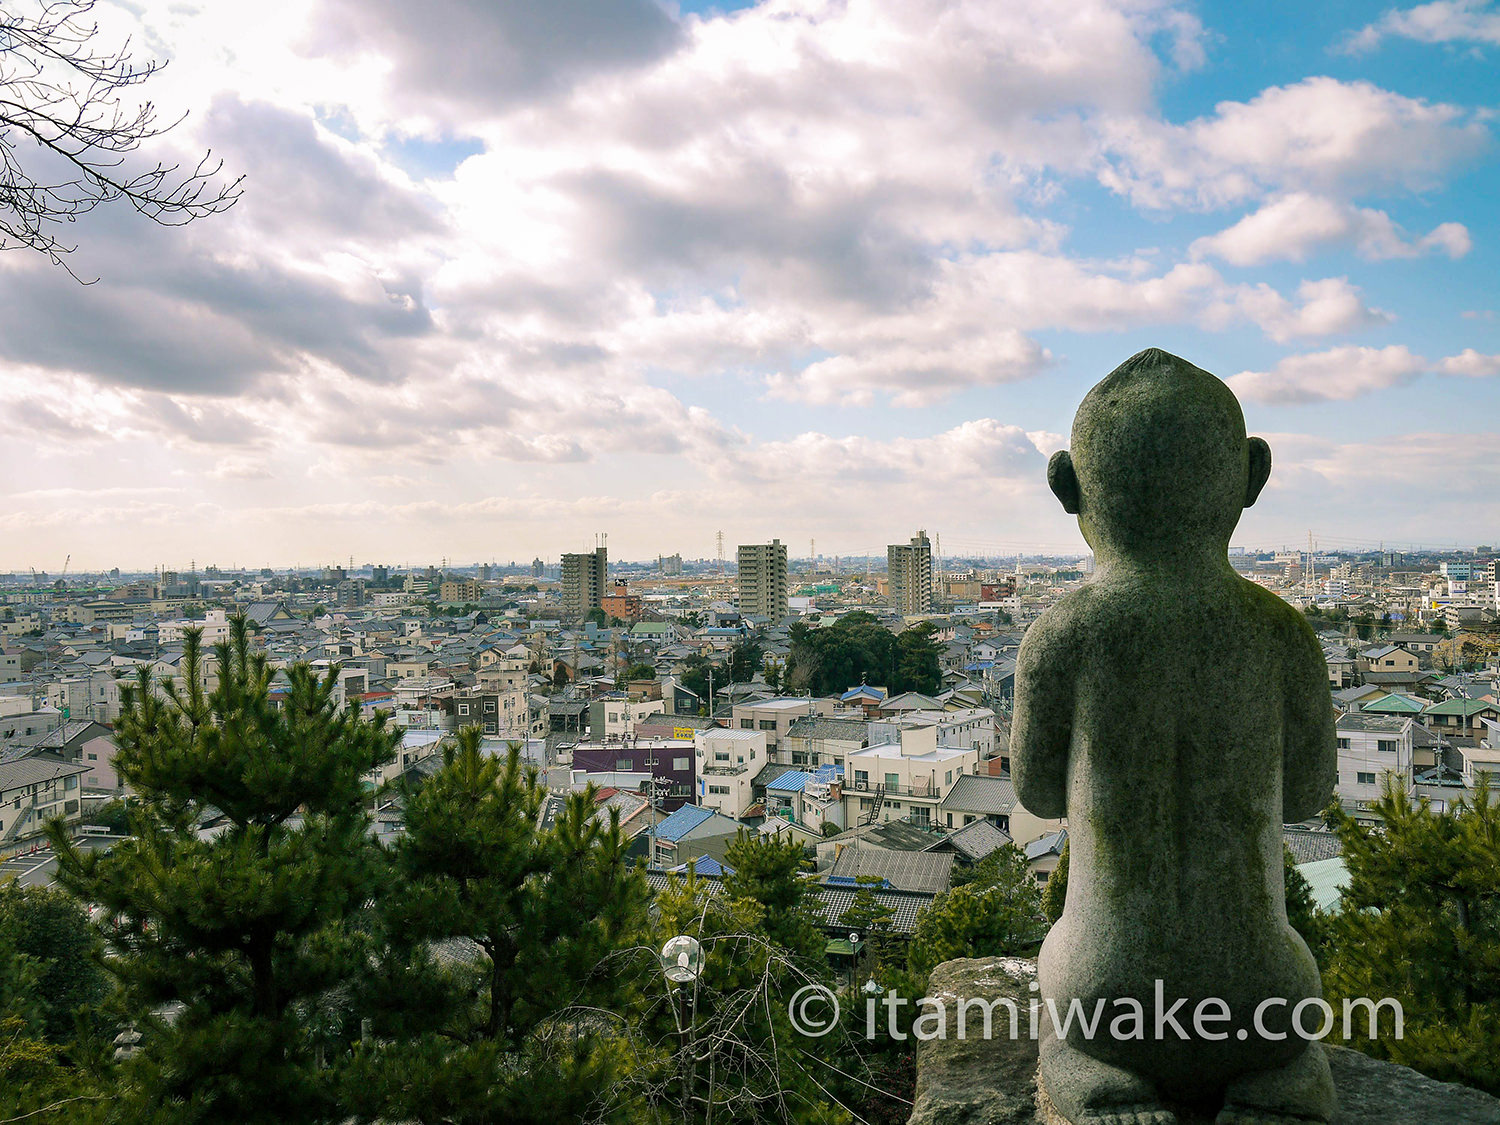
top-left (0, 0), bottom-right (241, 276)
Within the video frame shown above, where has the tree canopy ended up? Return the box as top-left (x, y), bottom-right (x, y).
top-left (908, 845), bottom-right (1043, 978)
top-left (50, 617), bottom-right (398, 1123)
top-left (1322, 778), bottom-right (1500, 1093)
top-left (785, 614), bottom-right (944, 697)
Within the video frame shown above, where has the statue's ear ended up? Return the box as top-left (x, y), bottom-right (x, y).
top-left (1245, 436), bottom-right (1272, 508)
top-left (1048, 450), bottom-right (1081, 515)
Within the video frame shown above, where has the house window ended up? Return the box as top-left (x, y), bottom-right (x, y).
top-left (911, 806), bottom-right (931, 825)
top-left (674, 757), bottom-right (689, 770)
top-left (945, 770), bottom-right (952, 785)
top-left (945, 813), bottom-right (953, 828)
top-left (483, 700), bottom-right (496, 713)
top-left (615, 759), bottom-right (632, 771)
top-left (854, 771), bottom-right (868, 788)
top-left (759, 720), bottom-right (776, 730)
top-left (1336, 738), bottom-right (1350, 749)
top-left (884, 773), bottom-right (899, 790)
top-left (740, 719), bottom-right (754, 729)
top-left (1357, 771), bottom-right (1377, 785)
top-left (458, 704), bottom-right (470, 716)
top-left (1378, 740), bottom-right (1396, 753)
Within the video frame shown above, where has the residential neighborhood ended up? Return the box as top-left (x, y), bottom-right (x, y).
top-left (6, 543), bottom-right (1497, 901)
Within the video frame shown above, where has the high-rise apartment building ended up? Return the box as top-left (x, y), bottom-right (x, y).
top-left (737, 539), bottom-right (789, 619)
top-left (888, 531), bottom-right (933, 614)
top-left (561, 546), bottom-right (608, 620)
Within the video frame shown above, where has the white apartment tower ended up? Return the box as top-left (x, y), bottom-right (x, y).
top-left (737, 538), bottom-right (790, 620)
top-left (888, 531), bottom-right (933, 614)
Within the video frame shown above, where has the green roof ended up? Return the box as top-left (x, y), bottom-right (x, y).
top-left (1361, 693), bottom-right (1425, 714)
top-left (1424, 698), bottom-right (1497, 717)
top-left (1296, 857), bottom-right (1349, 913)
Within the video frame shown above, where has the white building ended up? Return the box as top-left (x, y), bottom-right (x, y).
top-left (598, 696), bottom-right (667, 739)
top-left (1335, 713), bottom-right (1415, 822)
top-left (694, 727), bottom-right (766, 820)
top-left (158, 609), bottom-right (232, 646)
top-left (870, 707), bottom-right (996, 759)
top-left (843, 723), bottom-right (980, 827)
top-left (0, 754), bottom-right (88, 844)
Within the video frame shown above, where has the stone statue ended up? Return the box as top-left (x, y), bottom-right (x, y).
top-left (1012, 348), bottom-right (1338, 1125)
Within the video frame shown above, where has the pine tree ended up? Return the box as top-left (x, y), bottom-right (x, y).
top-left (344, 729), bottom-right (649, 1123)
top-left (908, 845), bottom-right (1043, 978)
top-left (723, 830), bottom-right (824, 962)
top-left (49, 617), bottom-right (397, 1124)
top-left (1040, 841), bottom-right (1069, 925)
top-left (1282, 846), bottom-right (1326, 961)
top-left (839, 876), bottom-right (896, 971)
top-left (1323, 777), bottom-right (1500, 1092)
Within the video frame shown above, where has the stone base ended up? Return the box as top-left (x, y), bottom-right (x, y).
top-left (909, 958), bottom-right (1500, 1125)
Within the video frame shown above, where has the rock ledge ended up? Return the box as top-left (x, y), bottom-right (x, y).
top-left (909, 958), bottom-right (1500, 1125)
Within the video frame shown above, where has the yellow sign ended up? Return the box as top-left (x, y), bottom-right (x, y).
top-left (674, 727), bottom-right (695, 740)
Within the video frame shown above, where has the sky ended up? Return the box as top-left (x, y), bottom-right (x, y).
top-left (2, 0), bottom-right (1499, 572)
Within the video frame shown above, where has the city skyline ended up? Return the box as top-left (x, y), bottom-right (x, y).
top-left (2, 0), bottom-right (1499, 568)
top-left (7, 536), bottom-right (1493, 579)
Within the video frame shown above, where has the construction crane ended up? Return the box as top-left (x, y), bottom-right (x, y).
top-left (61, 554), bottom-right (70, 577)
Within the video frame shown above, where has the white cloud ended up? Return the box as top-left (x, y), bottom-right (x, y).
top-left (1097, 78), bottom-right (1488, 209)
top-left (1439, 348), bottom-right (1500, 377)
top-left (1226, 278), bottom-right (1392, 343)
top-left (1347, 0), bottom-right (1500, 51)
top-left (1189, 192), bottom-right (1471, 265)
top-left (2, 0), bottom-right (1497, 568)
top-left (765, 335), bottom-right (1049, 408)
top-left (1227, 344), bottom-right (1500, 403)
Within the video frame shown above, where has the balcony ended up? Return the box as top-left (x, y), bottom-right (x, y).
top-left (843, 778), bottom-right (939, 799)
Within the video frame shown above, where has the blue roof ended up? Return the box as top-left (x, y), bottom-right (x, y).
top-left (669, 855), bottom-right (735, 878)
top-left (767, 769), bottom-right (814, 792)
top-left (655, 804), bottom-right (717, 841)
top-left (824, 874), bottom-right (892, 890)
top-left (841, 685), bottom-right (887, 701)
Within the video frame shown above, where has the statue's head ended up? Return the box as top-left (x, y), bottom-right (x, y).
top-left (1047, 348), bottom-right (1271, 559)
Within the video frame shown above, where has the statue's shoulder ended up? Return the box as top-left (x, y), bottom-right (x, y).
top-left (1235, 574), bottom-right (1312, 636)
top-left (1020, 591), bottom-right (1092, 657)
